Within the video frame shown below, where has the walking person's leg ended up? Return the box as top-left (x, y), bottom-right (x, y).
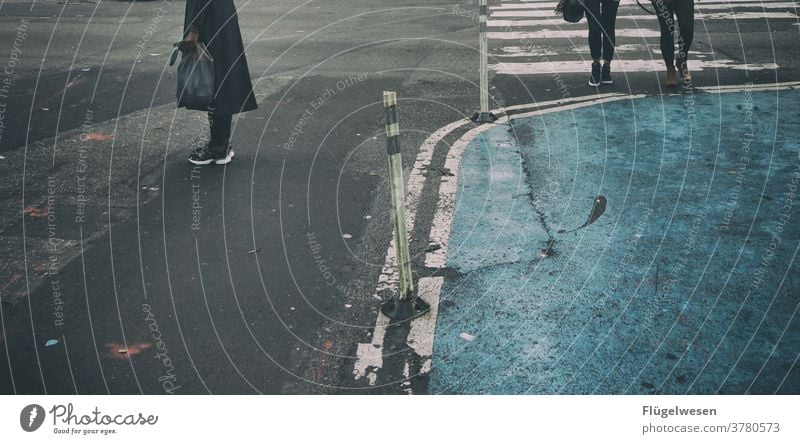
top-left (208, 112), bottom-right (232, 152)
top-left (208, 111), bottom-right (234, 163)
top-left (653, 0), bottom-right (678, 87)
top-left (189, 112), bottom-right (234, 165)
top-left (599, 0), bottom-right (620, 84)
top-left (673, 0), bottom-right (695, 84)
top-left (585, 0), bottom-right (603, 86)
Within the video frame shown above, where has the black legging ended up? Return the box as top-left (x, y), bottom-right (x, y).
top-left (585, 0), bottom-right (620, 61)
top-left (208, 112), bottom-right (232, 150)
top-left (652, 0), bottom-right (694, 67)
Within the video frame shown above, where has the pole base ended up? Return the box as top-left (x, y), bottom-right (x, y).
top-left (380, 294), bottom-right (431, 321)
top-left (471, 111), bottom-right (498, 123)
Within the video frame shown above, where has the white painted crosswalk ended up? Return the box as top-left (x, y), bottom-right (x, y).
top-left (487, 0), bottom-right (799, 76)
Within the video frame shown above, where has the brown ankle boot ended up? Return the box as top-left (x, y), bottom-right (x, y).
top-left (677, 58), bottom-right (692, 85)
top-left (665, 65), bottom-right (677, 87)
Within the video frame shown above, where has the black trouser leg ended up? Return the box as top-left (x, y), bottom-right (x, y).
top-left (586, 0), bottom-right (603, 60)
top-left (654, 0), bottom-right (677, 67)
top-left (208, 112), bottom-right (232, 152)
top-left (586, 0), bottom-right (619, 61)
top-left (601, 0), bottom-right (619, 61)
top-left (674, 0), bottom-right (694, 62)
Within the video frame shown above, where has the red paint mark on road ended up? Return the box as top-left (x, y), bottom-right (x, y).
top-left (82, 133), bottom-right (114, 142)
top-left (65, 76), bottom-right (85, 90)
top-left (24, 206), bottom-right (48, 218)
top-left (106, 341), bottom-right (152, 360)
top-left (5, 272), bottom-right (23, 287)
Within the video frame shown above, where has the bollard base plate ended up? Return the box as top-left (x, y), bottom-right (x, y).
top-left (380, 295), bottom-right (431, 321)
top-left (471, 111), bottom-right (498, 123)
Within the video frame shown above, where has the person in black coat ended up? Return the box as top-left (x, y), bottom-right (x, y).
top-left (183, 0), bottom-right (258, 165)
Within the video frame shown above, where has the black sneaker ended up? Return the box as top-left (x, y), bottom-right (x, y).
top-left (601, 64), bottom-right (612, 84)
top-left (588, 62), bottom-right (601, 86)
top-left (188, 144), bottom-right (235, 165)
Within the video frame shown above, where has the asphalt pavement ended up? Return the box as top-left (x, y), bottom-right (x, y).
top-left (0, 0), bottom-right (798, 394)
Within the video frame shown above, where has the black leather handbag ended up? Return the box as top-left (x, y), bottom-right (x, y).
top-left (170, 41), bottom-right (215, 110)
top-left (556, 0), bottom-right (586, 23)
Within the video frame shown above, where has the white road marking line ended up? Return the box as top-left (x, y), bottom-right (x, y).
top-left (489, 12), bottom-right (797, 26)
top-left (497, 45), bottom-right (561, 57)
top-left (490, 10), bottom-right (557, 18)
top-left (697, 80), bottom-right (800, 93)
top-left (353, 314), bottom-right (389, 386)
top-left (497, 43), bottom-right (649, 56)
top-left (495, 44), bottom-right (717, 57)
top-left (375, 118), bottom-right (471, 295)
top-left (693, 2), bottom-right (800, 8)
top-left (489, 18), bottom-right (639, 27)
top-left (489, 3), bottom-right (577, 12)
top-left (353, 118), bottom-right (471, 385)
top-left (489, 1), bottom-right (799, 12)
top-left (488, 29), bottom-right (662, 39)
top-left (501, 92), bottom-right (625, 113)
top-left (407, 277), bottom-right (444, 375)
top-left (491, 0), bottom-right (560, 5)
top-left (424, 94), bottom-right (645, 269)
top-left (491, 59), bottom-right (779, 75)
top-left (699, 11), bottom-right (799, 19)
top-left (424, 125), bottom-right (491, 269)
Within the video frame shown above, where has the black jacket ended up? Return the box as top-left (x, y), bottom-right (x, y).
top-left (183, 0), bottom-right (258, 114)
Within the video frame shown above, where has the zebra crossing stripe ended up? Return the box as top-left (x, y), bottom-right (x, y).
top-left (489, 12), bottom-right (798, 26)
top-left (491, 59), bottom-right (779, 75)
top-left (490, 0), bottom-right (799, 8)
top-left (492, 4), bottom-right (798, 16)
top-left (488, 29), bottom-right (662, 39)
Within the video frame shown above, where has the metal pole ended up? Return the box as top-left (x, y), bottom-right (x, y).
top-left (380, 91), bottom-right (430, 321)
top-left (472, 0), bottom-right (497, 123)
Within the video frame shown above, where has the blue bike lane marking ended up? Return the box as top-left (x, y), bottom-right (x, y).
top-left (428, 86), bottom-right (800, 394)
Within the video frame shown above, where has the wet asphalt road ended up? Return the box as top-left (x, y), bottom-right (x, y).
top-left (0, 0), bottom-right (484, 394)
top-left (0, 0), bottom-right (798, 394)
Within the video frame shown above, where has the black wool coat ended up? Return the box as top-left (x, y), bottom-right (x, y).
top-left (183, 0), bottom-right (258, 115)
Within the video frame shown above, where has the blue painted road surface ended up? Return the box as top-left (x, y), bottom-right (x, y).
top-left (429, 87), bottom-right (800, 394)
